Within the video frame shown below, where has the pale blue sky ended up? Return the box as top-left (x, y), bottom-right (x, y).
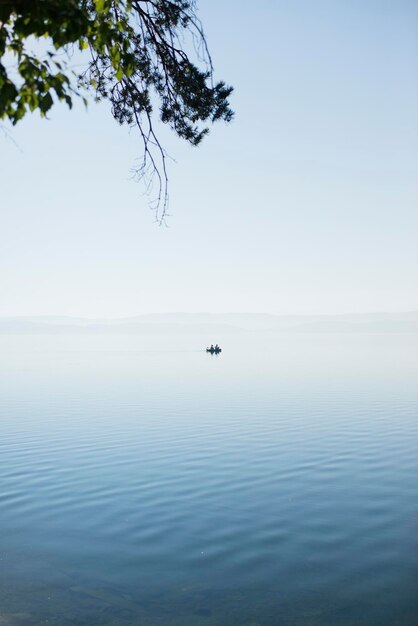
top-left (1, 0), bottom-right (417, 317)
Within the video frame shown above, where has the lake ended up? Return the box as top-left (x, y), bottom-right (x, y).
top-left (0, 332), bottom-right (417, 625)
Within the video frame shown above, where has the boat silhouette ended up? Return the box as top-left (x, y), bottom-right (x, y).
top-left (206, 346), bottom-right (222, 354)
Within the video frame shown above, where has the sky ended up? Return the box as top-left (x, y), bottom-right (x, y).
top-left (0, 0), bottom-right (417, 317)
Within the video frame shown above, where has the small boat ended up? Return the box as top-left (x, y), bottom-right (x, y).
top-left (206, 346), bottom-right (222, 354)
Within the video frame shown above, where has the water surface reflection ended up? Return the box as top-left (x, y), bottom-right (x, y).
top-left (0, 332), bottom-right (417, 624)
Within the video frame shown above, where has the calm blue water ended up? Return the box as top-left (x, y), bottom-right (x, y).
top-left (0, 332), bottom-right (417, 625)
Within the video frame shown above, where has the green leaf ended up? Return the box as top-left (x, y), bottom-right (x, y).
top-left (94, 0), bottom-right (106, 13)
top-left (40, 92), bottom-right (53, 114)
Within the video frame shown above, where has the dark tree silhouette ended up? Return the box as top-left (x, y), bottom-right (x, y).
top-left (0, 0), bottom-right (233, 220)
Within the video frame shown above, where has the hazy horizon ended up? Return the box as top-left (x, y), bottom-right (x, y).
top-left (2, 310), bottom-right (417, 336)
top-left (2, 309), bottom-right (418, 319)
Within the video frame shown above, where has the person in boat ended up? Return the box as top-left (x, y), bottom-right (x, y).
top-left (214, 344), bottom-right (219, 351)
top-left (210, 344), bottom-right (214, 351)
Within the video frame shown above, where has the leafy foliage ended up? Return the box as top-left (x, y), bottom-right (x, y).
top-left (0, 0), bottom-right (233, 219)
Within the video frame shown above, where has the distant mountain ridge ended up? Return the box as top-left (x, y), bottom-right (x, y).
top-left (0, 312), bottom-right (417, 334)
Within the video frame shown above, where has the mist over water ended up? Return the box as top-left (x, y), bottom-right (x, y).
top-left (0, 331), bottom-right (417, 625)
